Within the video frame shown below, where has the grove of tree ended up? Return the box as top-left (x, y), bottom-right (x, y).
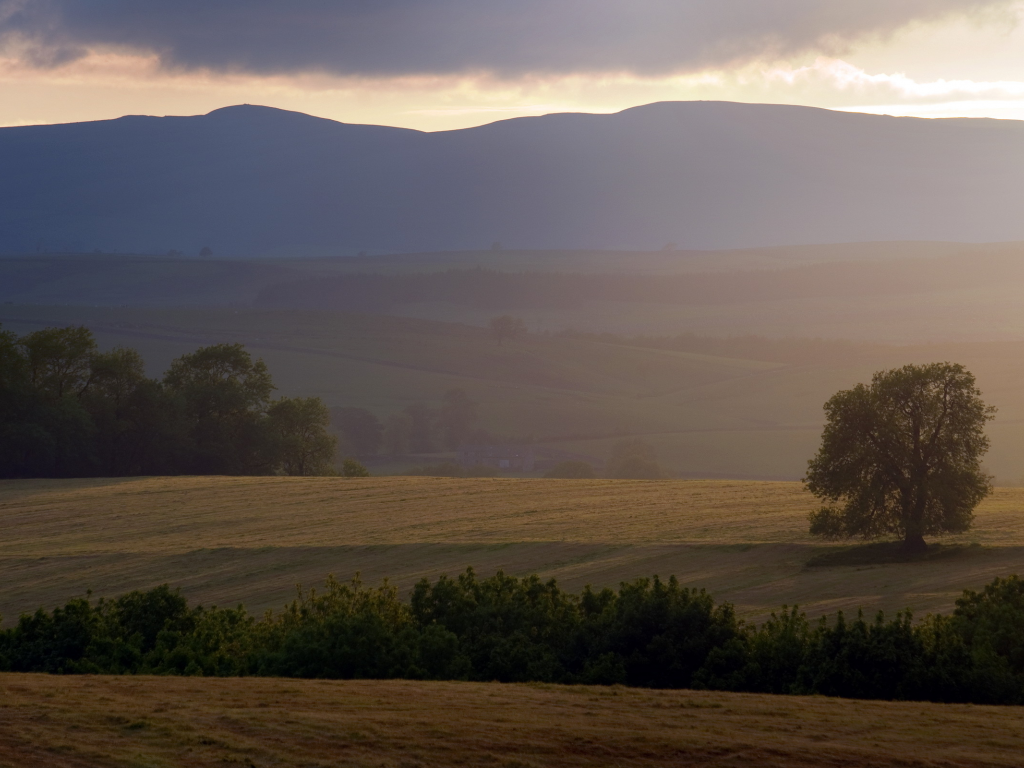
top-left (0, 324), bottom-right (336, 478)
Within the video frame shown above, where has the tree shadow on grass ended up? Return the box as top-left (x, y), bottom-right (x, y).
top-left (805, 541), bottom-right (983, 568)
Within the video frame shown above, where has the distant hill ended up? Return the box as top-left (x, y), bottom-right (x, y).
top-left (5, 303), bottom-right (1024, 483)
top-left (254, 246), bottom-right (1024, 313)
top-left (2, 101), bottom-right (1024, 255)
top-left (6, 241), bottom-right (1024, 343)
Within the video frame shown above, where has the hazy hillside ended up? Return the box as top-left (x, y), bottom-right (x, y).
top-left (6, 243), bottom-right (1024, 482)
top-left (255, 245), bottom-right (1024, 313)
top-left (3, 102), bottom-right (1024, 255)
top-left (0, 241), bottom-right (996, 306)
top-left (7, 242), bottom-right (1024, 342)
top-left (5, 305), bottom-right (1024, 482)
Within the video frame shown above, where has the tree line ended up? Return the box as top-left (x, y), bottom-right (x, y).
top-left (0, 324), bottom-right (336, 478)
top-left (3, 570), bottom-right (1024, 705)
top-left (332, 389), bottom-right (487, 457)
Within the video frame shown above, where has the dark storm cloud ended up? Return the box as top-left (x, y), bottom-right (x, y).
top-left (0, 0), bottom-right (1015, 77)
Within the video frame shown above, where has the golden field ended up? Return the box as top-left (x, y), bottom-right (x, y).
top-left (0, 476), bottom-right (825, 551)
top-left (3, 477), bottom-right (1024, 623)
top-left (3, 674), bottom-right (1024, 768)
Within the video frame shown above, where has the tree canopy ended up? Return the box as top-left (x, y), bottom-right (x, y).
top-left (164, 343), bottom-right (277, 475)
top-left (805, 362), bottom-right (994, 552)
top-left (0, 324), bottom-right (336, 478)
top-left (268, 396), bottom-right (337, 476)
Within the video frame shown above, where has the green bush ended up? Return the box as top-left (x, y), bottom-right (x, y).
top-left (5, 572), bottom-right (1024, 705)
top-left (341, 458), bottom-right (370, 477)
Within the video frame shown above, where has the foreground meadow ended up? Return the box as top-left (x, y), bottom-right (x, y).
top-left (2, 674), bottom-right (1024, 768)
top-left (3, 477), bottom-right (1024, 623)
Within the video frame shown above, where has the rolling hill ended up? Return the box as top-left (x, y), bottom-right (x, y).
top-left (8, 241), bottom-right (1024, 344)
top-left (5, 303), bottom-right (1024, 482)
top-left (3, 101), bottom-right (1024, 255)
top-left (3, 476), bottom-right (1024, 625)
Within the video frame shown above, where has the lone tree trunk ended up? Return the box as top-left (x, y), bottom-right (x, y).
top-left (902, 531), bottom-right (927, 554)
top-left (903, 503), bottom-right (928, 554)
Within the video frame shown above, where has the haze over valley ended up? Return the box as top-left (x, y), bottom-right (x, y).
top-left (7, 238), bottom-right (1024, 483)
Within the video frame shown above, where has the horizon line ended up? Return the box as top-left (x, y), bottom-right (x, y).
top-left (3, 99), bottom-right (1021, 133)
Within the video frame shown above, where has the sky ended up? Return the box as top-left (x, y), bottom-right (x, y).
top-left (1, 1), bottom-right (1024, 131)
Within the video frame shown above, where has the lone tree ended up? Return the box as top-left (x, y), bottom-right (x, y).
top-left (805, 362), bottom-right (995, 553)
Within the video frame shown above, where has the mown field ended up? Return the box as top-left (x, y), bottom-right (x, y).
top-left (3, 477), bottom-right (1024, 626)
top-left (3, 674), bottom-right (1024, 768)
top-left (5, 304), bottom-right (1024, 481)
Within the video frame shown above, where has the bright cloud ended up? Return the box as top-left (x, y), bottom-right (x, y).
top-left (766, 57), bottom-right (1024, 101)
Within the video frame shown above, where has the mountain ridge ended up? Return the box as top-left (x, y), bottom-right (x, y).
top-left (2, 100), bottom-right (1022, 256)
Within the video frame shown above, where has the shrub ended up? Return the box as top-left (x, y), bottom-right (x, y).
top-left (342, 458), bottom-right (370, 477)
top-left (5, 573), bottom-right (1024, 705)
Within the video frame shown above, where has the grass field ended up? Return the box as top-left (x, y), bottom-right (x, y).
top-left (3, 674), bottom-right (1024, 768)
top-left (3, 477), bottom-right (1024, 626)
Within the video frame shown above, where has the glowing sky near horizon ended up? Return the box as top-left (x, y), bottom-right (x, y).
top-left (2, 1), bottom-right (1024, 130)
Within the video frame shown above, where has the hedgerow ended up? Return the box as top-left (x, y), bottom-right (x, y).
top-left (3, 570), bottom-right (1024, 704)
